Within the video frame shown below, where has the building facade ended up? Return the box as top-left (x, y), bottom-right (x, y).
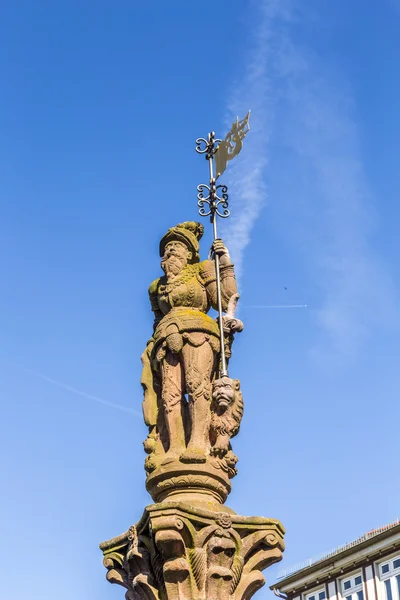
top-left (272, 522), bottom-right (400, 600)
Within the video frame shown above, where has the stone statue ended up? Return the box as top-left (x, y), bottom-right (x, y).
top-left (141, 221), bottom-right (241, 470)
top-left (100, 221), bottom-right (286, 600)
top-left (100, 121), bottom-right (286, 600)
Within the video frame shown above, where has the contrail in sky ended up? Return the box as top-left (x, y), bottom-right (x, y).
top-left (244, 305), bottom-right (308, 309)
top-left (22, 367), bottom-right (141, 417)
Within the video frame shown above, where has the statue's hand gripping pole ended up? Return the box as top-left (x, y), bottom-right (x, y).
top-left (196, 132), bottom-right (230, 378)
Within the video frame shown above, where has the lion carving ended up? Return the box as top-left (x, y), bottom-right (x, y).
top-left (210, 377), bottom-right (244, 458)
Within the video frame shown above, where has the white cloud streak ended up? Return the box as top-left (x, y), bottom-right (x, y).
top-left (221, 0), bottom-right (397, 363)
top-left (220, 2), bottom-right (283, 280)
top-left (22, 367), bottom-right (141, 417)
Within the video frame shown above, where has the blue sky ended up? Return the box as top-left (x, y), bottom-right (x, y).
top-left (1, 1), bottom-right (400, 599)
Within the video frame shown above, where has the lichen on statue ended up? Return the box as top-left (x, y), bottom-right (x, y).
top-left (141, 221), bottom-right (243, 479)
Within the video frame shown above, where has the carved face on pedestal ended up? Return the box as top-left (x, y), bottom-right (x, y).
top-left (212, 377), bottom-right (235, 411)
top-left (206, 534), bottom-right (236, 599)
top-left (161, 241), bottom-right (192, 278)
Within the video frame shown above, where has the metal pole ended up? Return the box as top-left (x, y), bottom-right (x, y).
top-left (207, 133), bottom-right (228, 378)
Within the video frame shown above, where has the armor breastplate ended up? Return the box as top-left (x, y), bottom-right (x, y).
top-left (157, 265), bottom-right (209, 314)
top-left (152, 265), bottom-right (220, 354)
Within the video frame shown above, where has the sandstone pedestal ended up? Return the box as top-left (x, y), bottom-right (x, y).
top-left (145, 457), bottom-right (232, 507)
top-left (100, 502), bottom-right (285, 600)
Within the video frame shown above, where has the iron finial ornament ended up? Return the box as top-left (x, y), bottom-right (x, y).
top-left (195, 112), bottom-right (251, 378)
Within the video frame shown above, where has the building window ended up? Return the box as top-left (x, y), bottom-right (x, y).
top-left (306, 588), bottom-right (326, 600)
top-left (384, 580), bottom-right (393, 600)
top-left (341, 572), bottom-right (363, 600)
top-left (378, 555), bottom-right (400, 600)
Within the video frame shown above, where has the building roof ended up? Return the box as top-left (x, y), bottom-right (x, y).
top-left (272, 519), bottom-right (400, 592)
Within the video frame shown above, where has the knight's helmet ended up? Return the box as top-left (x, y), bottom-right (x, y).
top-left (159, 221), bottom-right (204, 263)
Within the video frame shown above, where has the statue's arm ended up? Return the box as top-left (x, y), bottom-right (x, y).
top-left (148, 279), bottom-right (163, 330)
top-left (201, 240), bottom-right (237, 312)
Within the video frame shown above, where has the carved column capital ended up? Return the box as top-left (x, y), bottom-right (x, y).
top-left (100, 502), bottom-right (285, 600)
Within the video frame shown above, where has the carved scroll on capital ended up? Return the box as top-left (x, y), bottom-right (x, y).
top-left (100, 503), bottom-right (285, 600)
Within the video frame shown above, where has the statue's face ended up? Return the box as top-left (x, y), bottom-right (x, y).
top-left (212, 377), bottom-right (235, 410)
top-left (161, 241), bottom-right (191, 277)
top-left (164, 241), bottom-right (189, 259)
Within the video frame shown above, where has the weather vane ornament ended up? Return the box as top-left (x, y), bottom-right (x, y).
top-left (99, 109), bottom-right (286, 600)
top-left (215, 110), bottom-right (251, 178)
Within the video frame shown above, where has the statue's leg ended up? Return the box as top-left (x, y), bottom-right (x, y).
top-left (161, 350), bottom-right (186, 458)
top-left (180, 337), bottom-right (216, 463)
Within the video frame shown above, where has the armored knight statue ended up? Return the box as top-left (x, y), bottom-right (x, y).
top-left (100, 119), bottom-right (286, 600)
top-left (101, 220), bottom-right (286, 600)
top-left (141, 221), bottom-right (242, 469)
